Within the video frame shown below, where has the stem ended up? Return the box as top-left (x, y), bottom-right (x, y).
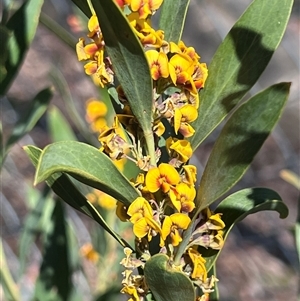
top-left (87, 0), bottom-right (96, 15)
top-left (144, 130), bottom-right (157, 167)
top-left (40, 12), bottom-right (77, 50)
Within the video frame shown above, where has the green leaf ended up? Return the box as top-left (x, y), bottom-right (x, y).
top-left (190, 0), bottom-right (294, 150)
top-left (48, 68), bottom-right (98, 146)
top-left (0, 25), bottom-right (11, 82)
top-left (2, 87), bottom-right (52, 163)
top-left (0, 238), bottom-right (20, 301)
top-left (24, 145), bottom-right (132, 249)
top-left (40, 12), bottom-right (77, 50)
top-left (195, 82), bottom-right (290, 212)
top-left (144, 254), bottom-right (195, 301)
top-left (48, 106), bottom-right (77, 142)
top-left (19, 186), bottom-right (54, 276)
top-left (200, 187), bottom-right (289, 271)
top-left (33, 201), bottom-right (72, 301)
top-left (159, 0), bottom-right (190, 43)
top-left (91, 0), bottom-right (153, 135)
top-left (34, 141), bottom-right (140, 206)
top-left (0, 0), bottom-right (44, 94)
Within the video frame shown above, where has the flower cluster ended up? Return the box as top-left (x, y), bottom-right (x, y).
top-left (78, 1), bottom-right (224, 300)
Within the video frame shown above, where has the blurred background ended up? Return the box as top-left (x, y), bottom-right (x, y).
top-left (1, 0), bottom-right (299, 300)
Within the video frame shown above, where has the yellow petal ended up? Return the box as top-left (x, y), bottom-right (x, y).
top-left (133, 217), bottom-right (149, 238)
top-left (173, 108), bottom-right (182, 134)
top-left (158, 163), bottom-right (180, 186)
top-left (145, 167), bottom-right (161, 193)
top-left (170, 213), bottom-right (191, 229)
top-left (76, 38), bottom-right (89, 61)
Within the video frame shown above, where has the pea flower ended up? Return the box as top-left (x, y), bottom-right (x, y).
top-left (182, 165), bottom-right (197, 186)
top-left (145, 163), bottom-right (180, 193)
top-left (160, 213), bottom-right (191, 246)
top-left (173, 104), bottom-right (198, 137)
top-left (187, 248), bottom-right (207, 280)
top-left (85, 99), bottom-right (108, 133)
top-left (169, 183), bottom-right (196, 213)
top-left (127, 197), bottom-right (161, 240)
top-left (166, 137), bottom-right (193, 164)
top-left (146, 49), bottom-right (169, 80)
top-left (128, 12), bottom-right (164, 47)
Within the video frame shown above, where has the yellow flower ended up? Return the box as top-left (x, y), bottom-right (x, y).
top-left (85, 99), bottom-right (108, 132)
top-left (173, 104), bottom-right (198, 137)
top-left (146, 49), bottom-right (169, 80)
top-left (153, 120), bottom-right (165, 136)
top-left (192, 62), bottom-right (208, 90)
top-left (160, 213), bottom-right (191, 246)
top-left (145, 163), bottom-right (180, 193)
top-left (88, 15), bottom-right (99, 34)
top-left (133, 216), bottom-right (162, 241)
top-left (127, 198), bottom-right (161, 240)
top-left (169, 183), bottom-right (196, 213)
top-left (188, 248), bottom-right (207, 280)
top-left (127, 197), bottom-right (153, 223)
top-left (121, 285), bottom-right (140, 301)
top-left (130, 0), bottom-right (163, 19)
top-left (182, 165), bottom-right (197, 186)
top-left (99, 117), bottom-right (132, 160)
top-left (86, 189), bottom-right (116, 210)
top-left (128, 12), bottom-right (164, 48)
top-left (168, 53), bottom-right (194, 87)
top-left (80, 243), bottom-right (99, 263)
top-left (203, 208), bottom-right (226, 230)
top-left (76, 38), bottom-right (89, 61)
top-left (166, 137), bottom-right (193, 163)
top-left (169, 40), bottom-right (200, 63)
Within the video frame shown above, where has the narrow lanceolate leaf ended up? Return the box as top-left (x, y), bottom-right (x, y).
top-left (48, 106), bottom-right (77, 142)
top-left (91, 0), bottom-right (153, 135)
top-left (0, 239), bottom-right (20, 301)
top-left (190, 0), bottom-right (294, 150)
top-left (159, 0), bottom-right (190, 43)
top-left (144, 254), bottom-right (195, 301)
top-left (19, 186), bottom-right (53, 276)
top-left (33, 201), bottom-right (72, 301)
top-left (200, 188), bottom-right (289, 271)
top-left (24, 145), bottom-right (132, 249)
top-left (34, 141), bottom-right (140, 206)
top-left (0, 0), bottom-right (44, 94)
top-left (2, 87), bottom-right (52, 164)
top-left (195, 82), bottom-right (290, 212)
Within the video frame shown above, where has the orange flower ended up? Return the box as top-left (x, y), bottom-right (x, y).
top-left (127, 197), bottom-right (153, 223)
top-left (130, 0), bottom-right (164, 19)
top-left (188, 248), bottom-right (207, 280)
top-left (128, 12), bottom-right (164, 48)
top-left (169, 183), bottom-right (196, 213)
top-left (166, 137), bottom-right (193, 163)
top-left (182, 165), bottom-right (197, 186)
top-left (127, 197), bottom-right (161, 240)
top-left (145, 163), bottom-right (180, 193)
top-left (160, 213), bottom-right (191, 246)
top-left (146, 49), bottom-right (169, 80)
top-left (173, 104), bottom-right (198, 137)
top-left (80, 243), bottom-right (99, 263)
top-left (169, 41), bottom-right (200, 63)
top-left (85, 99), bottom-right (108, 133)
top-left (168, 53), bottom-right (195, 87)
